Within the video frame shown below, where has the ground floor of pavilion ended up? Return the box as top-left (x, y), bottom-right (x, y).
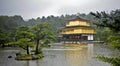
top-left (60, 34), bottom-right (94, 44)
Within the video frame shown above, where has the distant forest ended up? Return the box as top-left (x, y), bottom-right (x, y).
top-left (0, 13), bottom-right (106, 41)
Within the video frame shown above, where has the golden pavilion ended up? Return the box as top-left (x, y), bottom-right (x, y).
top-left (60, 15), bottom-right (96, 43)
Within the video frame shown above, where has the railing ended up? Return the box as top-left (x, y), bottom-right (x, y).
top-left (60, 39), bottom-right (94, 44)
top-left (61, 32), bottom-right (96, 34)
top-left (61, 39), bottom-right (86, 41)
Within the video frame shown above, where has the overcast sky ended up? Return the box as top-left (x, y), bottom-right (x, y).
top-left (0, 0), bottom-right (120, 19)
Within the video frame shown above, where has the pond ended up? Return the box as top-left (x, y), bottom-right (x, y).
top-left (0, 43), bottom-right (119, 66)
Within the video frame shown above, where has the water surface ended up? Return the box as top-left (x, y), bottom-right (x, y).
top-left (0, 44), bottom-right (119, 66)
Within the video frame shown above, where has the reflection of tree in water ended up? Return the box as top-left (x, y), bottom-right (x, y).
top-left (64, 44), bottom-right (93, 66)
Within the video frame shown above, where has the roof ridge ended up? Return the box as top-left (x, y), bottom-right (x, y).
top-left (66, 16), bottom-right (88, 21)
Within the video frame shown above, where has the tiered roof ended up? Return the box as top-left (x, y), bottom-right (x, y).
top-left (66, 16), bottom-right (88, 21)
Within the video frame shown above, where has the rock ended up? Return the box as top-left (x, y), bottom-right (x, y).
top-left (16, 53), bottom-right (20, 56)
top-left (8, 56), bottom-right (12, 58)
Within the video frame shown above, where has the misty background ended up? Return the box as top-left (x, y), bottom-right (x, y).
top-left (0, 0), bottom-right (120, 19)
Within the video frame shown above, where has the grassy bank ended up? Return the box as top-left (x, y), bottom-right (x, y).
top-left (15, 54), bottom-right (44, 60)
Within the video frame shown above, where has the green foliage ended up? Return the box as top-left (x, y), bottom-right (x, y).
top-left (15, 26), bottom-right (35, 39)
top-left (0, 29), bottom-right (9, 47)
top-left (11, 38), bottom-right (33, 47)
top-left (0, 13), bottom-right (93, 42)
top-left (90, 9), bottom-right (120, 32)
top-left (94, 28), bottom-right (112, 41)
top-left (10, 26), bottom-right (35, 54)
top-left (32, 22), bottom-right (56, 54)
top-left (15, 54), bottom-right (43, 60)
top-left (91, 9), bottom-right (120, 66)
top-left (7, 29), bottom-right (17, 42)
top-left (108, 32), bottom-right (120, 51)
top-left (97, 56), bottom-right (120, 66)
top-left (0, 15), bottom-right (25, 31)
top-left (96, 32), bottom-right (120, 66)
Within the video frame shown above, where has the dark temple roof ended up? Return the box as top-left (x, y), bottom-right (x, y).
top-left (66, 16), bottom-right (88, 21)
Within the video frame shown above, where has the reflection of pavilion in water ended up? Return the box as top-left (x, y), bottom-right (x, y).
top-left (64, 44), bottom-right (93, 66)
top-left (25, 44), bottom-right (94, 66)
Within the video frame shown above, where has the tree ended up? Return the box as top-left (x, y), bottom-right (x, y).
top-left (90, 9), bottom-right (120, 32)
top-left (10, 26), bottom-right (35, 55)
top-left (7, 29), bottom-right (17, 42)
top-left (0, 29), bottom-right (8, 47)
top-left (91, 9), bottom-right (120, 66)
top-left (32, 22), bottom-right (56, 54)
top-left (0, 15), bottom-right (25, 31)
